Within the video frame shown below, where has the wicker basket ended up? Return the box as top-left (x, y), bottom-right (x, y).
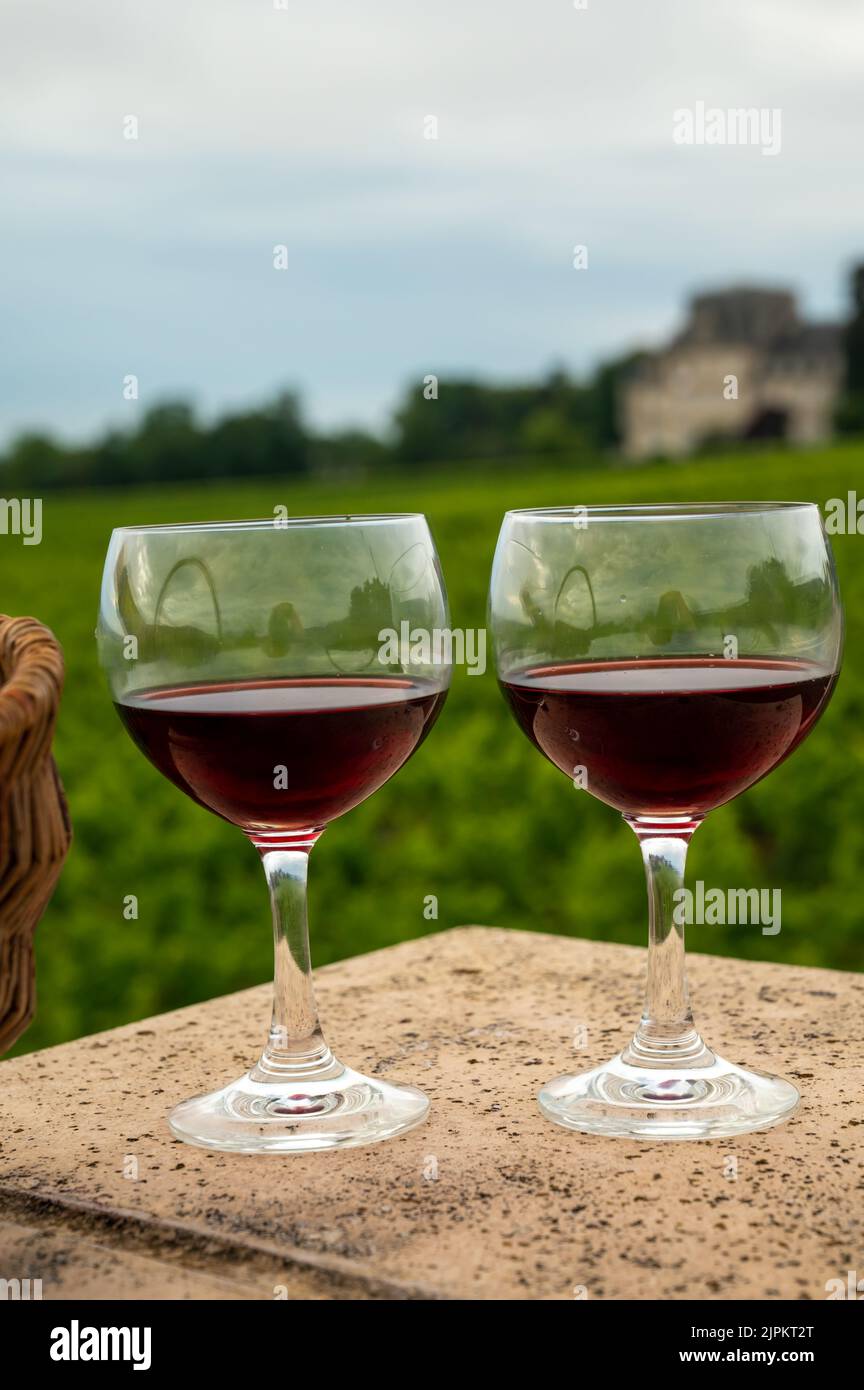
top-left (0, 616), bottom-right (71, 1053)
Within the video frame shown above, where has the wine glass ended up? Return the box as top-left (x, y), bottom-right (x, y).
top-left (98, 515), bottom-right (450, 1153)
top-left (489, 503), bottom-right (841, 1140)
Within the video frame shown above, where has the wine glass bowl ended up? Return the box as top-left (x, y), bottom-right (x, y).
top-left (490, 502), bottom-right (841, 1140)
top-left (98, 515), bottom-right (450, 1152)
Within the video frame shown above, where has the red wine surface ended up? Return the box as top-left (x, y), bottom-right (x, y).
top-left (501, 658), bottom-right (835, 816)
top-left (117, 677), bottom-right (446, 832)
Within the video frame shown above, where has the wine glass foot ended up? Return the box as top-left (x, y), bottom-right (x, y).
top-left (538, 1051), bottom-right (799, 1141)
top-left (168, 1061), bottom-right (429, 1153)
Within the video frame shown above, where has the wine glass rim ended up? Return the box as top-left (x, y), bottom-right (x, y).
top-left (111, 513), bottom-right (427, 535)
top-left (505, 501), bottom-right (820, 521)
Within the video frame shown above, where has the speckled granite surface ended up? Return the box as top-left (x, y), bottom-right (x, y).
top-left (0, 926), bottom-right (861, 1300)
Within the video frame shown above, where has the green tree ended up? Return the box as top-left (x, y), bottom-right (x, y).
top-left (836, 263), bottom-right (864, 434)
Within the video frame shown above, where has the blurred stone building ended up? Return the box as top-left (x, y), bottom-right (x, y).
top-left (621, 287), bottom-right (843, 459)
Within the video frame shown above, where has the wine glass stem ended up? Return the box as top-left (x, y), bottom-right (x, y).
top-left (622, 818), bottom-right (714, 1068)
top-left (250, 835), bottom-right (337, 1083)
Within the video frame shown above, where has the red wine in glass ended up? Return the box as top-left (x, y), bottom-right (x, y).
top-left (501, 658), bottom-right (835, 817)
top-left (100, 512), bottom-right (451, 1154)
top-left (491, 501), bottom-right (842, 1140)
top-left (117, 677), bottom-right (446, 835)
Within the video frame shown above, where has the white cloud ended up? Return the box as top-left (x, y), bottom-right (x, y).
top-left (1, 0), bottom-right (863, 443)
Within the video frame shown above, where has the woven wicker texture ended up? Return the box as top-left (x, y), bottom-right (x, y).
top-left (0, 616), bottom-right (71, 1053)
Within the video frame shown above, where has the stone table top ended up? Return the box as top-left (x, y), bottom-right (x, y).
top-left (0, 926), bottom-right (861, 1301)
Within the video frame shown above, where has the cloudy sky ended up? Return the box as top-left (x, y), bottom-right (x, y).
top-left (2, 0), bottom-right (863, 446)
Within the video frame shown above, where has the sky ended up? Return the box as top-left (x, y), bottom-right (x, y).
top-left (2, 0), bottom-right (863, 448)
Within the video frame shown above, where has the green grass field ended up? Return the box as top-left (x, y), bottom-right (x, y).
top-left (4, 441), bottom-right (864, 1054)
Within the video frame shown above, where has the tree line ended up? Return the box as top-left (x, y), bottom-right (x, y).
top-left (0, 356), bottom-right (640, 492)
top-left (3, 266), bottom-right (864, 490)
